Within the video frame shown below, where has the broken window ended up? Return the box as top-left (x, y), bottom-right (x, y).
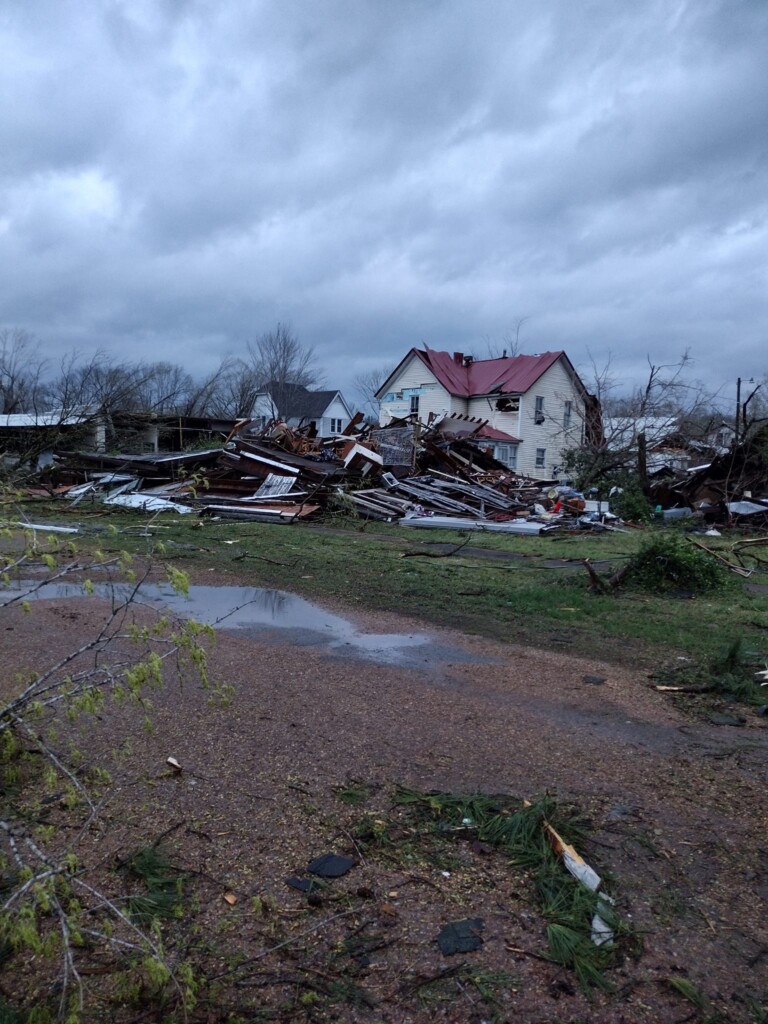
top-left (535, 447), bottom-right (546, 469)
top-left (534, 396), bottom-right (545, 424)
top-left (495, 396), bottom-right (520, 413)
top-left (410, 395), bottom-right (420, 415)
top-left (563, 400), bottom-right (572, 429)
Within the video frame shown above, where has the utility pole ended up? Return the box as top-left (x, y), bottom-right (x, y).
top-left (735, 377), bottom-right (762, 446)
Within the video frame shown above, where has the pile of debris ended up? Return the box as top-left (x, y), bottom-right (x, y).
top-left (40, 413), bottom-right (618, 532)
top-left (648, 422), bottom-right (768, 529)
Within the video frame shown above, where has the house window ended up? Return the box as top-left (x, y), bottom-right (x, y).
top-left (534, 396), bottom-right (545, 424)
top-left (410, 395), bottom-right (420, 415)
top-left (535, 448), bottom-right (546, 469)
top-left (563, 401), bottom-right (572, 429)
top-left (495, 444), bottom-right (518, 469)
top-left (495, 396), bottom-right (520, 413)
top-left (330, 418), bottom-right (343, 433)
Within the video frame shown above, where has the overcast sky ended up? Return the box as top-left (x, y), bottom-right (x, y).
top-left (1, 0), bottom-right (766, 404)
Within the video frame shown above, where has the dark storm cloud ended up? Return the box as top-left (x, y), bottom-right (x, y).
top-left (0, 0), bottom-right (766, 398)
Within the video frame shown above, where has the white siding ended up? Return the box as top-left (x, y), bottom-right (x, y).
top-left (379, 354), bottom-right (455, 424)
top-left (251, 393), bottom-right (275, 427)
top-left (252, 391), bottom-right (352, 434)
top-left (316, 394), bottom-right (352, 434)
top-left (379, 351), bottom-right (585, 479)
top-left (466, 396), bottom-right (521, 439)
top-left (515, 359), bottom-right (585, 477)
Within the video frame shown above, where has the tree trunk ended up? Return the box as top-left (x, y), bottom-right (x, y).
top-left (637, 431), bottom-right (649, 494)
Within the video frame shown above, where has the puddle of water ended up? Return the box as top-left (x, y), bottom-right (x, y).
top-left (1, 580), bottom-right (495, 670)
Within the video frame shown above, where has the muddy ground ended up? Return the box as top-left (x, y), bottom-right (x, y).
top-left (1, 568), bottom-right (767, 1023)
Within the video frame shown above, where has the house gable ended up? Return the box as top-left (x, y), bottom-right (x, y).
top-left (251, 386), bottom-right (353, 433)
top-left (378, 347), bottom-right (589, 478)
top-left (377, 351), bottom-right (455, 423)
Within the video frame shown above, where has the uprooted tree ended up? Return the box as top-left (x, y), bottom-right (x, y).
top-left (0, 517), bottom-right (216, 1022)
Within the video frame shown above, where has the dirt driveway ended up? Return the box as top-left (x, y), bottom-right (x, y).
top-left (2, 576), bottom-right (767, 1022)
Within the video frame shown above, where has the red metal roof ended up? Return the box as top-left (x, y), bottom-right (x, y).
top-left (417, 347), bottom-right (565, 396)
top-left (477, 425), bottom-right (522, 442)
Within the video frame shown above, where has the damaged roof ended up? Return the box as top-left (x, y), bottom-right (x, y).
top-left (378, 347), bottom-right (571, 399)
top-left (476, 424), bottom-right (522, 443)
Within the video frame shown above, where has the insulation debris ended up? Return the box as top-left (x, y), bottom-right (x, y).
top-left (543, 819), bottom-right (615, 947)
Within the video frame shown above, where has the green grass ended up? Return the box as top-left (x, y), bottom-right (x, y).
top-left (6, 503), bottom-right (768, 673)
top-left (412, 963), bottom-right (518, 1022)
top-left (119, 844), bottom-right (186, 924)
top-left (0, 996), bottom-right (24, 1024)
top-left (389, 788), bottom-right (632, 991)
top-left (333, 779), bottom-right (377, 805)
top-left (666, 976), bottom-right (710, 1010)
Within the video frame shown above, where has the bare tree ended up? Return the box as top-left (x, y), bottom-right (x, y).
top-left (181, 357), bottom-right (239, 418)
top-left (561, 350), bottom-right (716, 490)
top-left (0, 327), bottom-right (50, 413)
top-left (480, 318), bottom-right (530, 360)
top-left (50, 352), bottom-right (155, 414)
top-left (128, 359), bottom-right (237, 418)
top-left (353, 365), bottom-right (389, 422)
top-left (131, 361), bottom-right (196, 415)
top-left (209, 357), bottom-right (263, 419)
top-left (244, 323), bottom-right (324, 419)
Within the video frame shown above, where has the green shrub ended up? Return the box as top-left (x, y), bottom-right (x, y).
top-left (609, 485), bottom-right (653, 523)
top-left (625, 533), bottom-right (729, 592)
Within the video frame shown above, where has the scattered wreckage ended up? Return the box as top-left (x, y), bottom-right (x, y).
top-left (25, 414), bottom-right (605, 534)
top-left (16, 414), bottom-right (768, 535)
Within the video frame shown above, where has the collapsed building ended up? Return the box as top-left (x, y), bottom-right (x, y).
top-left (12, 407), bottom-right (767, 533)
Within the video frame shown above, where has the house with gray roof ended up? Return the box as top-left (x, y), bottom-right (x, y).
top-left (251, 382), bottom-right (353, 435)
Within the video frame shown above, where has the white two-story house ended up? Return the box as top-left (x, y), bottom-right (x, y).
top-left (376, 347), bottom-right (592, 478)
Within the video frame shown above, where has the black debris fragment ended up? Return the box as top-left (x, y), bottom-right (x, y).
top-left (436, 918), bottom-right (485, 956)
top-left (307, 853), bottom-right (355, 878)
top-left (285, 876), bottom-right (319, 893)
top-left (709, 713), bottom-right (747, 727)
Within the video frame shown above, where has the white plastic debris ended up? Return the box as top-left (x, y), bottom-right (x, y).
top-left (591, 894), bottom-right (616, 947)
top-left (104, 493), bottom-right (195, 514)
top-left (16, 522), bottom-right (79, 534)
top-left (543, 820), bottom-right (615, 946)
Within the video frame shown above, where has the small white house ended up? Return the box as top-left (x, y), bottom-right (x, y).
top-left (376, 347), bottom-right (591, 478)
top-left (251, 383), bottom-right (353, 435)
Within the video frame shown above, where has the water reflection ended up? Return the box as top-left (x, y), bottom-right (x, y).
top-left (1, 579), bottom-right (492, 669)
